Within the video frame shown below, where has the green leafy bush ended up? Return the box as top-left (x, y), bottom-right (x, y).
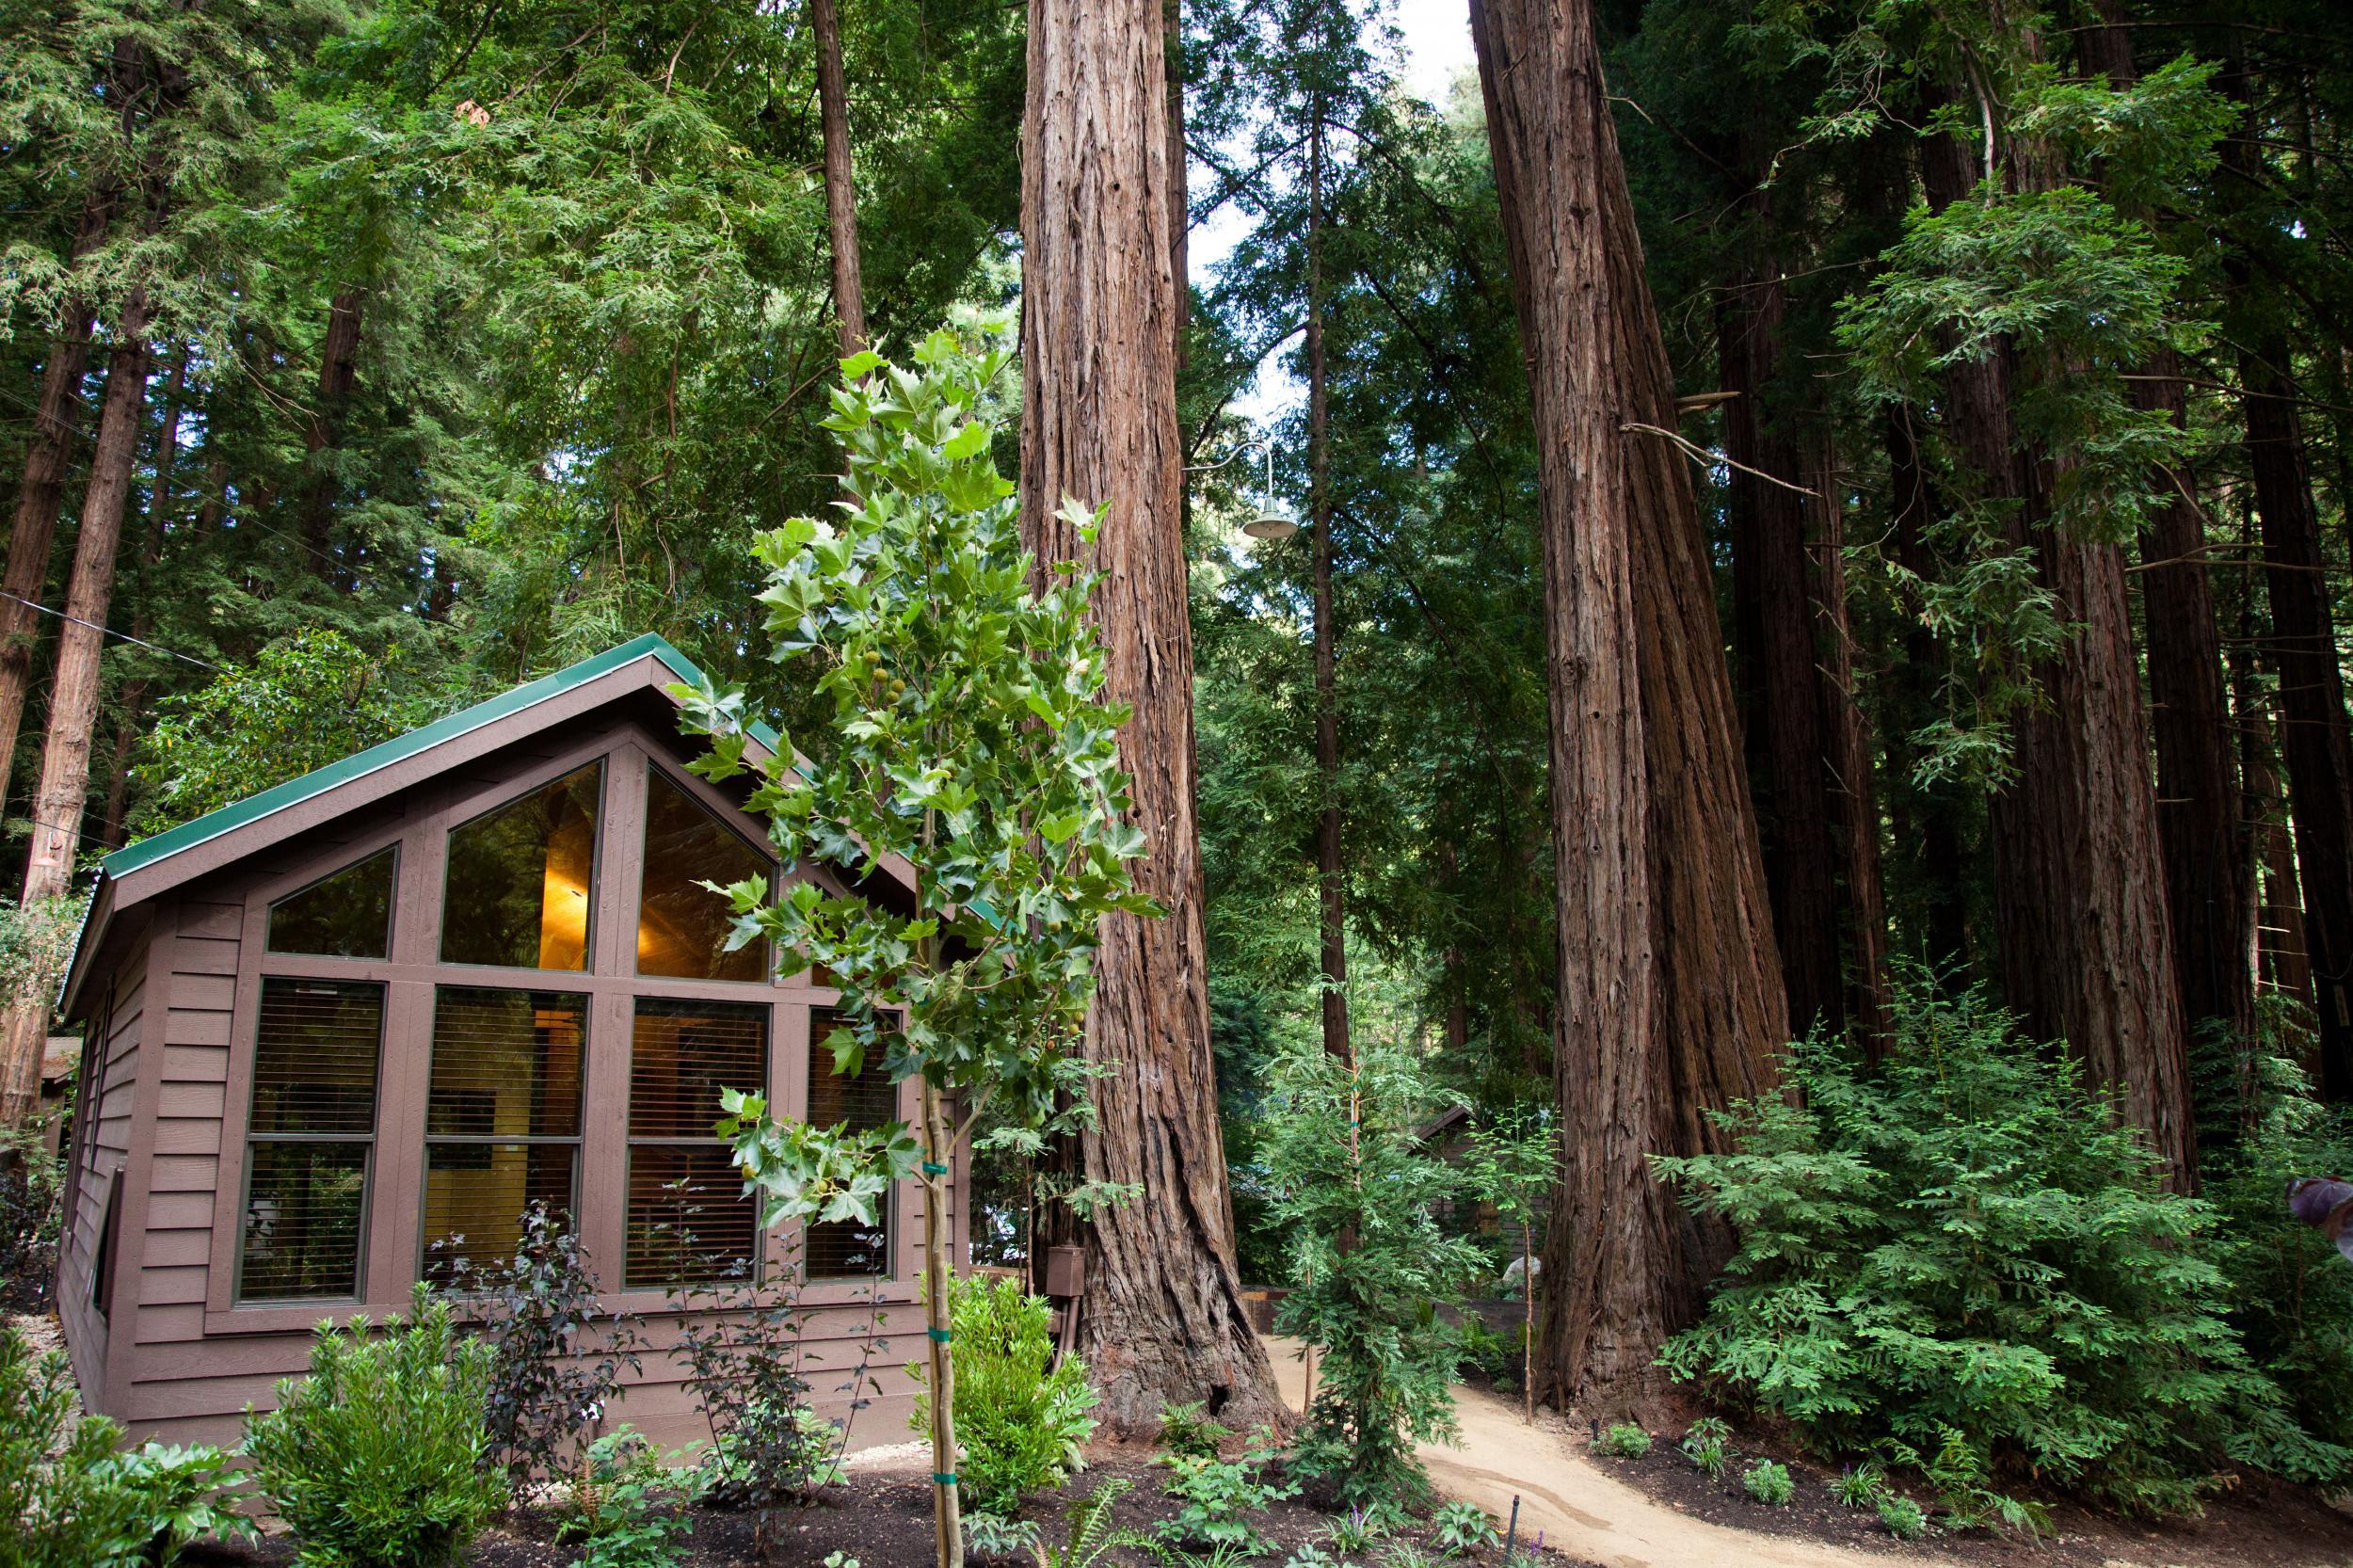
top-left (1875, 1495), bottom-right (1929, 1540)
top-left (1154, 1426), bottom-right (1296, 1554)
top-left (1741, 1460), bottom-right (1794, 1506)
top-left (243, 1285), bottom-right (507, 1567)
top-left (1159, 1398), bottom-right (1232, 1461)
top-left (910, 1272), bottom-right (1098, 1514)
top-left (1264, 1035), bottom-right (1490, 1514)
top-left (554, 1427), bottom-right (696, 1568)
top-left (1, 1324), bottom-right (150, 1567)
top-left (1593, 1423), bottom-right (1651, 1459)
top-left (1832, 1462), bottom-right (1884, 1509)
top-left (1679, 1416), bottom-right (1730, 1480)
top-left (1656, 975), bottom-right (2345, 1517)
top-left (106, 1442), bottom-right (258, 1565)
top-left (1324, 1505), bottom-right (1385, 1552)
top-left (1429, 1498), bottom-right (1499, 1553)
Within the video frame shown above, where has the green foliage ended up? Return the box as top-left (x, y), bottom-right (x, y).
top-left (1003, 1477), bottom-right (1156, 1568)
top-left (1656, 974), bottom-right (2346, 1519)
top-left (134, 630), bottom-right (441, 836)
top-left (1263, 1033), bottom-right (1490, 1514)
top-left (963, 1511), bottom-right (1043, 1562)
top-left (0, 1324), bottom-right (151, 1568)
top-left (1680, 1418), bottom-right (1731, 1480)
top-left (1875, 1495), bottom-right (1929, 1542)
top-left (104, 1442), bottom-right (259, 1567)
top-left (0, 1117), bottom-right (69, 1310)
top-left (242, 1285), bottom-right (507, 1568)
top-left (554, 1428), bottom-right (696, 1568)
top-left (1154, 1426), bottom-right (1297, 1555)
top-left (0, 894), bottom-right (87, 1011)
top-left (1832, 1462), bottom-right (1884, 1510)
top-left (1428, 1499), bottom-right (1499, 1554)
top-left (1741, 1460), bottom-right (1795, 1507)
top-left (1593, 1424), bottom-right (1652, 1460)
top-left (1324, 1505), bottom-right (1386, 1553)
top-left (908, 1273), bottom-right (1098, 1515)
top-left (1160, 1399), bottom-right (1233, 1462)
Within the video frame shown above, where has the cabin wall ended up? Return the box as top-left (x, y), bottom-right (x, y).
top-left (56, 919), bottom-right (151, 1406)
top-left (67, 714), bottom-right (961, 1456)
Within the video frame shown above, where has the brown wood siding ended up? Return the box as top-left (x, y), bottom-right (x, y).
top-left (67, 709), bottom-right (960, 1452)
top-left (56, 927), bottom-right (149, 1401)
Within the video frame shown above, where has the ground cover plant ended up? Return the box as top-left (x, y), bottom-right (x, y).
top-left (1656, 973), bottom-right (2348, 1520)
top-left (242, 1285), bottom-right (507, 1568)
top-left (553, 1428), bottom-right (697, 1568)
top-left (1154, 1424), bottom-right (1297, 1555)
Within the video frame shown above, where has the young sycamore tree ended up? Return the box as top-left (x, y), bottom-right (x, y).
top-left (670, 323), bottom-right (1155, 1568)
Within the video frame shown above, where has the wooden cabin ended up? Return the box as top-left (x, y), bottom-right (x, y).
top-left (52, 634), bottom-right (957, 1450)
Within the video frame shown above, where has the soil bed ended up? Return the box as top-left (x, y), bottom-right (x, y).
top-left (180, 1451), bottom-right (1602, 1567)
top-left (1583, 1426), bottom-right (2353, 1568)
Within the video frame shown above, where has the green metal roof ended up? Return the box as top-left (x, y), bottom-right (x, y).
top-left (102, 632), bottom-right (779, 882)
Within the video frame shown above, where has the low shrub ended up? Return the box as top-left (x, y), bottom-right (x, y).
top-left (1832, 1462), bottom-right (1884, 1509)
top-left (1324, 1505), bottom-right (1386, 1552)
top-left (1015, 1477), bottom-right (1154, 1568)
top-left (1429, 1497), bottom-right (1499, 1553)
top-left (2, 1323), bottom-right (152, 1567)
top-left (1154, 1425), bottom-right (1296, 1554)
top-left (1159, 1398), bottom-right (1232, 1461)
top-left (438, 1200), bottom-right (641, 1487)
top-left (1656, 972), bottom-right (2345, 1519)
top-left (554, 1427), bottom-right (696, 1568)
top-left (1679, 1416), bottom-right (1730, 1480)
top-left (243, 1285), bottom-right (506, 1568)
top-left (911, 1272), bottom-right (1098, 1515)
top-left (1593, 1423), bottom-right (1651, 1459)
top-left (1741, 1459), bottom-right (1794, 1506)
top-left (1875, 1495), bottom-right (1929, 1540)
top-left (107, 1442), bottom-right (258, 1565)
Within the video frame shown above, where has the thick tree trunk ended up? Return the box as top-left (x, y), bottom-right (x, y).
top-left (1471, 0), bottom-right (1788, 1419)
top-left (1018, 0), bottom-right (1280, 1432)
top-left (1720, 265), bottom-right (1843, 1038)
top-left (0, 315), bottom-right (95, 825)
top-left (1917, 120), bottom-right (2197, 1186)
top-left (1306, 117), bottom-right (1348, 1064)
top-left (811, 0), bottom-right (867, 359)
top-left (0, 290), bottom-right (151, 1128)
top-left (1165, 0), bottom-right (1188, 367)
top-left (2242, 338), bottom-right (2353, 1095)
top-left (2081, 15), bottom-right (2255, 1056)
top-left (1806, 439), bottom-right (1895, 1053)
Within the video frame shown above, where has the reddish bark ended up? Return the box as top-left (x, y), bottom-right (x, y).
top-left (811, 0), bottom-right (867, 359)
top-left (1019, 0), bottom-right (1280, 1432)
top-left (1471, 0), bottom-right (1788, 1417)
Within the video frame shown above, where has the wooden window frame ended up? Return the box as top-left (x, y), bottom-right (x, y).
top-left (201, 721), bottom-right (930, 1335)
top-left (620, 994), bottom-right (773, 1289)
top-left (232, 976), bottom-right (387, 1306)
top-left (264, 843), bottom-right (400, 960)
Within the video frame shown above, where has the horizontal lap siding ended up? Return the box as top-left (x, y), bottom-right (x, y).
top-left (57, 932), bottom-right (150, 1404)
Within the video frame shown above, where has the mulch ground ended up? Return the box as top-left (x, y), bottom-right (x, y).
top-left (1583, 1421), bottom-right (2353, 1568)
top-left (179, 1452), bottom-right (1602, 1567)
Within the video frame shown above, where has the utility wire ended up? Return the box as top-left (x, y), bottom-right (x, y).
top-left (0, 590), bottom-right (221, 672)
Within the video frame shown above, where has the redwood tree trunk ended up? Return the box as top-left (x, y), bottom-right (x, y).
top-left (811, 0), bottom-right (867, 359)
top-left (2243, 337), bottom-right (2353, 1095)
top-left (0, 290), bottom-right (151, 1128)
top-left (1471, 0), bottom-right (1788, 1419)
top-left (299, 286), bottom-right (364, 580)
top-left (1306, 115), bottom-right (1348, 1064)
top-left (1917, 116), bottom-right (2196, 1187)
top-left (1019, 0), bottom-right (1280, 1432)
top-left (1720, 263), bottom-right (1843, 1038)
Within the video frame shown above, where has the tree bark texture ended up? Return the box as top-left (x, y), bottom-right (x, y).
top-left (1164, 0), bottom-right (1188, 368)
top-left (1914, 113), bottom-right (2197, 1187)
top-left (0, 290), bottom-right (151, 1128)
top-left (1307, 116), bottom-right (1349, 1064)
top-left (1719, 264), bottom-right (1844, 1038)
top-left (812, 0), bottom-right (868, 359)
top-left (2243, 338), bottom-right (2353, 1095)
top-left (1806, 439), bottom-right (1895, 1053)
top-left (2081, 14), bottom-right (2255, 1052)
top-left (1018, 0), bottom-right (1280, 1432)
top-left (298, 286), bottom-right (364, 580)
top-left (1471, 0), bottom-right (1789, 1418)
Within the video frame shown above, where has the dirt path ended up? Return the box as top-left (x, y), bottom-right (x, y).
top-left (1260, 1336), bottom-right (1938, 1568)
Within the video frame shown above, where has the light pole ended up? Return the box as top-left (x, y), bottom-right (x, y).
top-left (1185, 437), bottom-right (1300, 539)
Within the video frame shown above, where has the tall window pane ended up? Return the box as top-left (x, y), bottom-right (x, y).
top-left (805, 1007), bottom-right (897, 1280)
top-left (240, 979), bottom-right (382, 1302)
top-left (637, 768), bottom-right (769, 983)
top-left (441, 763), bottom-right (600, 969)
top-left (422, 988), bottom-right (586, 1281)
top-left (625, 999), bottom-right (767, 1287)
top-left (267, 847), bottom-right (395, 958)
